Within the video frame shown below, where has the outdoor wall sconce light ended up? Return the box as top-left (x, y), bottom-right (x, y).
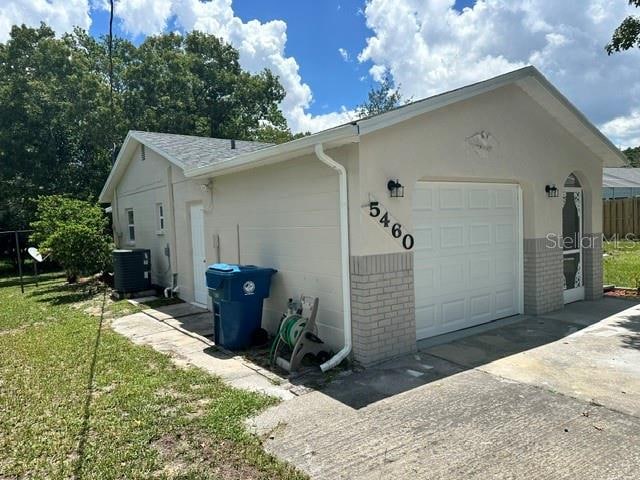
top-left (387, 179), bottom-right (405, 198)
top-left (545, 184), bottom-right (559, 198)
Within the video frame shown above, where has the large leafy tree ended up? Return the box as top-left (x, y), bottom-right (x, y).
top-left (122, 32), bottom-right (290, 140)
top-left (0, 25), bottom-right (295, 231)
top-left (607, 1), bottom-right (640, 53)
top-left (0, 25), bottom-right (118, 230)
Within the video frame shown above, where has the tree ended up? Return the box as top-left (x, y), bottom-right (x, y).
top-left (253, 125), bottom-right (310, 144)
top-left (623, 146), bottom-right (640, 166)
top-left (0, 25), bottom-right (293, 232)
top-left (606, 1), bottom-right (640, 53)
top-left (356, 73), bottom-right (407, 119)
top-left (0, 25), bottom-right (122, 230)
top-left (30, 196), bottom-right (112, 282)
top-left (121, 32), bottom-right (289, 140)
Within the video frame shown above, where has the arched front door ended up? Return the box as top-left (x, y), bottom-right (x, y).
top-left (562, 174), bottom-right (584, 304)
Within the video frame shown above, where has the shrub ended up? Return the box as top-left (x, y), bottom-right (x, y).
top-left (30, 196), bottom-right (112, 282)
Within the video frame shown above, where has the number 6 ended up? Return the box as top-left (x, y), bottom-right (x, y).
top-left (392, 223), bottom-right (402, 238)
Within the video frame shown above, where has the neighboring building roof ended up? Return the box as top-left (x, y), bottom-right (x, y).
top-left (99, 66), bottom-right (627, 203)
top-left (130, 131), bottom-right (273, 170)
top-left (603, 168), bottom-right (640, 188)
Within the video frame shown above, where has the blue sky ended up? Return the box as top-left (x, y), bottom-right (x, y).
top-left (2, 0), bottom-right (640, 145)
top-left (88, 0), bottom-right (477, 119)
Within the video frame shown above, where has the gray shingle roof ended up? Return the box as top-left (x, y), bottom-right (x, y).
top-left (603, 168), bottom-right (640, 188)
top-left (131, 131), bottom-right (273, 170)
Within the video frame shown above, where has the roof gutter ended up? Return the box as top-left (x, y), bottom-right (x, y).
top-left (314, 143), bottom-right (352, 372)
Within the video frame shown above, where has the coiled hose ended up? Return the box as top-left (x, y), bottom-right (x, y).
top-left (269, 314), bottom-right (307, 364)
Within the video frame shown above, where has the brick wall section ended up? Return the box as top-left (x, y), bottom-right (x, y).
top-left (583, 233), bottom-right (603, 300)
top-left (350, 252), bottom-right (416, 367)
top-left (523, 237), bottom-right (563, 315)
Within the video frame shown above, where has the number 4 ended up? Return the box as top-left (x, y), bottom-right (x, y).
top-left (379, 212), bottom-right (390, 228)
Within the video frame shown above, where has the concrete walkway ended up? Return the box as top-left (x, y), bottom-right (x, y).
top-left (249, 298), bottom-right (640, 479)
top-left (111, 303), bottom-right (298, 400)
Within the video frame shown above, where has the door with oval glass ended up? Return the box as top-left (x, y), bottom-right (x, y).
top-left (562, 174), bottom-right (584, 304)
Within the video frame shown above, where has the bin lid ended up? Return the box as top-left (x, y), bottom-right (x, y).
top-left (209, 263), bottom-right (241, 273)
top-left (206, 263), bottom-right (276, 276)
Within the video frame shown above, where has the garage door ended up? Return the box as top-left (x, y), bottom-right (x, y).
top-left (413, 182), bottom-right (522, 340)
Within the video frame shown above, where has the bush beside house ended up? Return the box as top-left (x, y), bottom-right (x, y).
top-left (30, 196), bottom-right (112, 283)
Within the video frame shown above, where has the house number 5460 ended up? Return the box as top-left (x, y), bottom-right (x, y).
top-left (369, 201), bottom-right (415, 250)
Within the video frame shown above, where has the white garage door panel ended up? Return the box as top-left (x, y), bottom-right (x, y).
top-left (414, 182), bottom-right (522, 340)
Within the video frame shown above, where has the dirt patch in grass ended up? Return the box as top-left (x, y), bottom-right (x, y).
top-left (604, 287), bottom-right (640, 300)
top-left (152, 431), bottom-right (268, 479)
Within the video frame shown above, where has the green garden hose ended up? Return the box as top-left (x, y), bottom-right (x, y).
top-left (269, 314), bottom-right (307, 364)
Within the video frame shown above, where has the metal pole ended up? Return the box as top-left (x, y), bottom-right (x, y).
top-left (34, 261), bottom-right (38, 287)
top-left (236, 224), bottom-right (241, 264)
top-left (15, 232), bottom-right (23, 294)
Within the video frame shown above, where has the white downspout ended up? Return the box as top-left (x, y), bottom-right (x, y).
top-left (314, 143), bottom-right (352, 372)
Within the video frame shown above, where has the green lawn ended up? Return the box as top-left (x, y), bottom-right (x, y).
top-left (603, 240), bottom-right (640, 289)
top-left (0, 272), bottom-right (305, 479)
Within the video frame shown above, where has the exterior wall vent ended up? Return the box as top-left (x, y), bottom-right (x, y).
top-left (140, 145), bottom-right (146, 161)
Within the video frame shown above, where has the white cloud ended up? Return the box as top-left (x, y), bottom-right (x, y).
top-left (114, 0), bottom-right (173, 35)
top-left (601, 110), bottom-right (640, 149)
top-left (358, 0), bottom-right (640, 146)
top-left (108, 0), bottom-right (351, 133)
top-left (338, 47), bottom-right (350, 62)
top-left (0, 0), bottom-right (91, 42)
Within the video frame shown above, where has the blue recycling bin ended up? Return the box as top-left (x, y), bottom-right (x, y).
top-left (205, 263), bottom-right (277, 350)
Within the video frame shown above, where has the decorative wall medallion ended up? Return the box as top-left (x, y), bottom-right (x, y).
top-left (466, 130), bottom-right (497, 158)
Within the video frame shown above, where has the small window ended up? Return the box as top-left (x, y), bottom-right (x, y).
top-left (564, 173), bottom-right (581, 187)
top-left (156, 203), bottom-right (165, 234)
top-left (126, 208), bottom-right (135, 244)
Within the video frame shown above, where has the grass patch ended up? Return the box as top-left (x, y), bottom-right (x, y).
top-left (603, 240), bottom-right (640, 289)
top-left (109, 296), bottom-right (184, 319)
top-left (0, 273), bottom-right (305, 479)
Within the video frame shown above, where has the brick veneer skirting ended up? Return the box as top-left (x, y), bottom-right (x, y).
top-left (583, 233), bottom-right (603, 300)
top-left (524, 234), bottom-right (603, 314)
top-left (350, 252), bottom-right (416, 366)
top-left (523, 237), bottom-right (563, 315)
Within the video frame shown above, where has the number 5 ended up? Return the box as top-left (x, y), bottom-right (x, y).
top-left (369, 201), bottom-right (380, 218)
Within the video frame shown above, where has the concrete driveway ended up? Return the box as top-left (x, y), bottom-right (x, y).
top-left (250, 298), bottom-right (640, 479)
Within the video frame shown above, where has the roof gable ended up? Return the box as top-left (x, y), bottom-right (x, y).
top-left (356, 66), bottom-right (626, 167)
top-left (99, 131), bottom-right (272, 202)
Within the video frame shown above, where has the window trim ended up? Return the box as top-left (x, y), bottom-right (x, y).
top-left (156, 202), bottom-right (165, 235)
top-left (125, 208), bottom-right (135, 245)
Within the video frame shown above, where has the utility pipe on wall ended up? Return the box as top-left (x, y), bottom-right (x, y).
top-left (314, 143), bottom-right (352, 372)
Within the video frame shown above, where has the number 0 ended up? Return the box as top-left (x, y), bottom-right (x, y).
top-left (402, 234), bottom-right (414, 250)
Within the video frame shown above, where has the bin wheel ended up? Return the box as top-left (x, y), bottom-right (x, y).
top-left (251, 328), bottom-right (269, 347)
top-left (316, 351), bottom-right (330, 364)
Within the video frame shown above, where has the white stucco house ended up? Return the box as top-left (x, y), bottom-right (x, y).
top-left (99, 66), bottom-right (626, 369)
